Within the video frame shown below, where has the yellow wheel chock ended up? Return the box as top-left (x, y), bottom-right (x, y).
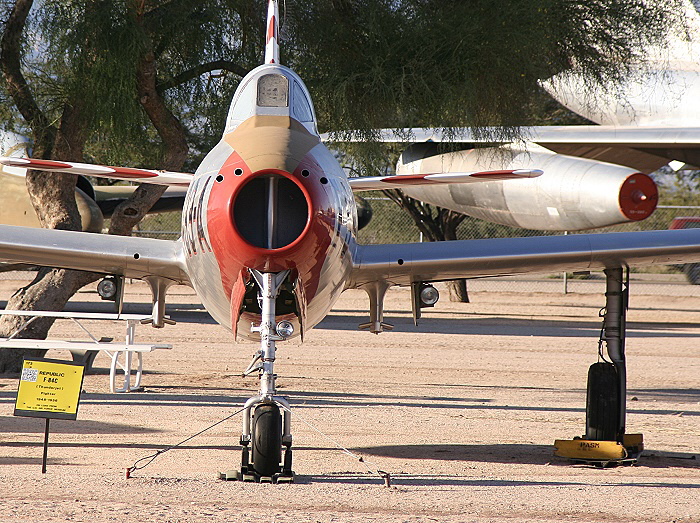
top-left (554, 434), bottom-right (643, 465)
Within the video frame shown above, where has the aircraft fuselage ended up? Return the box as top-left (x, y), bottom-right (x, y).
top-left (182, 65), bottom-right (357, 340)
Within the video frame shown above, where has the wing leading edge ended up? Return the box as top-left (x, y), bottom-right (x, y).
top-left (326, 126), bottom-right (700, 173)
top-left (348, 169), bottom-right (542, 191)
top-left (349, 228), bottom-right (700, 288)
top-left (0, 157), bottom-right (193, 186)
top-left (0, 224), bottom-right (189, 284)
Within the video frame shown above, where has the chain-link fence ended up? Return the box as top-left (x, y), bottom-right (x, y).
top-left (124, 200), bottom-right (700, 295)
top-left (133, 202), bottom-right (700, 243)
top-left (356, 199), bottom-right (700, 244)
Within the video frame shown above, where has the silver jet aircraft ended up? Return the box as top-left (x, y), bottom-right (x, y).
top-left (2, 0), bottom-right (700, 481)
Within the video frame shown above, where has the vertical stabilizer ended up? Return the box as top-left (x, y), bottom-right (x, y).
top-left (265, 0), bottom-right (280, 64)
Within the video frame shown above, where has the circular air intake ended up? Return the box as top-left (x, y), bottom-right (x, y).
top-left (232, 173), bottom-right (309, 249)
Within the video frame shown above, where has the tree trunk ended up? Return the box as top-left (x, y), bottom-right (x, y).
top-left (442, 210), bottom-right (469, 303)
top-left (447, 279), bottom-right (470, 303)
top-left (0, 0), bottom-right (189, 373)
top-left (387, 191), bottom-right (471, 304)
top-left (0, 102), bottom-right (96, 370)
top-left (0, 269), bottom-right (98, 373)
top-left (106, 45), bottom-right (189, 236)
top-left (0, 0), bottom-right (97, 371)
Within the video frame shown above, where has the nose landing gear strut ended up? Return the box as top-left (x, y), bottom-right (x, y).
top-left (220, 270), bottom-right (295, 483)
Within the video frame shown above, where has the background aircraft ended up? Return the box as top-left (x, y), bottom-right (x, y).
top-left (0, 133), bottom-right (187, 234)
top-left (0, 131), bottom-right (373, 237)
top-left (342, 0), bottom-right (700, 233)
top-left (2, 0), bottom-right (700, 482)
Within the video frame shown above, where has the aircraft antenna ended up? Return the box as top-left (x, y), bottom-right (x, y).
top-left (265, 0), bottom-right (280, 64)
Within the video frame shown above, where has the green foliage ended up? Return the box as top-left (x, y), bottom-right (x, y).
top-left (39, 1), bottom-right (146, 131)
top-left (656, 167), bottom-right (700, 208)
top-left (2, 0), bottom-right (260, 167)
top-left (289, 0), bottom-right (686, 177)
top-left (286, 0), bottom-right (686, 137)
top-left (1, 0), bottom-right (689, 174)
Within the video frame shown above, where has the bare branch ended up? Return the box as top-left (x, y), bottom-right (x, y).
top-left (136, 51), bottom-right (188, 170)
top-left (157, 60), bottom-right (250, 93)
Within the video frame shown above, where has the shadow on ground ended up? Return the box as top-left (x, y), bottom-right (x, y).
top-left (351, 442), bottom-right (699, 469)
top-left (0, 414), bottom-right (162, 434)
top-left (317, 313), bottom-right (700, 338)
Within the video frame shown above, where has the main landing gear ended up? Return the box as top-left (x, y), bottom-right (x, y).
top-left (219, 270), bottom-right (295, 483)
top-left (555, 267), bottom-right (644, 465)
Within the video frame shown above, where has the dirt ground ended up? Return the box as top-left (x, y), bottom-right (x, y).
top-left (0, 276), bottom-right (698, 523)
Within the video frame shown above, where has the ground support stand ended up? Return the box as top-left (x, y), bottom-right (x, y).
top-left (554, 267), bottom-right (644, 466)
top-left (219, 270), bottom-right (295, 483)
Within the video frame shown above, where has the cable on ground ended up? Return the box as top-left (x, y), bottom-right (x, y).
top-left (282, 405), bottom-right (393, 486)
top-left (126, 407), bottom-right (246, 478)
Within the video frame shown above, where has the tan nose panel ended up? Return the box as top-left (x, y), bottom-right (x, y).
top-left (224, 116), bottom-right (320, 173)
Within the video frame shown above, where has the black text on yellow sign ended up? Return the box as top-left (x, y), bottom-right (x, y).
top-left (14, 358), bottom-right (85, 420)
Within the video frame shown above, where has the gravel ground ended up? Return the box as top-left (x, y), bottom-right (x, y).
top-left (0, 278), bottom-right (698, 523)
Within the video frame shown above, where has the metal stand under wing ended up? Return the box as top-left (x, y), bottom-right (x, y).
top-left (554, 267), bottom-right (644, 466)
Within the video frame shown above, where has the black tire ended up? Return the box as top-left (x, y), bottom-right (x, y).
top-left (586, 362), bottom-right (620, 441)
top-left (252, 404), bottom-right (282, 477)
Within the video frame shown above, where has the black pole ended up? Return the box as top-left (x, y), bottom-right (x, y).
top-left (42, 418), bottom-right (50, 474)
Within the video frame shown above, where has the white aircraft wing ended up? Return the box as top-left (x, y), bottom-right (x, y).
top-left (525, 126), bottom-right (700, 173)
top-left (348, 169), bottom-right (542, 192)
top-left (327, 126), bottom-right (700, 173)
top-left (349, 229), bottom-right (700, 288)
top-left (0, 157), bottom-right (194, 186)
top-left (0, 224), bottom-right (189, 284)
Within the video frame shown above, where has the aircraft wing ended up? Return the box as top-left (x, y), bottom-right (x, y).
top-left (0, 224), bottom-right (189, 284)
top-left (525, 126), bottom-right (700, 173)
top-left (327, 126), bottom-right (700, 173)
top-left (0, 155), bottom-right (544, 193)
top-left (93, 186), bottom-right (188, 216)
top-left (349, 229), bottom-right (700, 288)
top-left (0, 157), bottom-right (194, 186)
top-left (347, 169), bottom-right (542, 191)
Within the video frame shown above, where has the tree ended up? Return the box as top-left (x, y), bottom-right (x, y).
top-left (0, 0), bottom-right (257, 372)
top-left (286, 0), bottom-right (686, 134)
top-left (383, 188), bottom-right (471, 301)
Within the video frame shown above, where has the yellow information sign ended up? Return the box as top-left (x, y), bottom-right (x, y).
top-left (14, 358), bottom-right (85, 420)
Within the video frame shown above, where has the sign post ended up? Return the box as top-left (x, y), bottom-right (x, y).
top-left (14, 358), bottom-right (85, 473)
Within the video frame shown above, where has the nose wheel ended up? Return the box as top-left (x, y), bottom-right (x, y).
top-left (229, 401), bottom-right (293, 483)
top-left (219, 270), bottom-right (295, 483)
top-left (252, 404), bottom-right (283, 476)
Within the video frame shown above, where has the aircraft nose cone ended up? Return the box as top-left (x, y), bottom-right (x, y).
top-left (631, 190), bottom-right (647, 203)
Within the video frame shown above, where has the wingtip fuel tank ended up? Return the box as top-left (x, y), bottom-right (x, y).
top-left (397, 144), bottom-right (657, 231)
